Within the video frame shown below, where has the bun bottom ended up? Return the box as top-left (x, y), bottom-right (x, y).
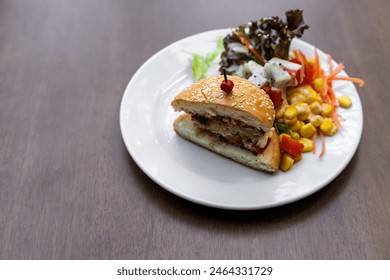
top-left (173, 114), bottom-right (280, 173)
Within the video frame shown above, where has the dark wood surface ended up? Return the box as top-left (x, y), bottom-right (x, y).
top-left (1, 0), bottom-right (389, 259)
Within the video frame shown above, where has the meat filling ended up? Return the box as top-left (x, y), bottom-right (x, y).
top-left (191, 114), bottom-right (272, 154)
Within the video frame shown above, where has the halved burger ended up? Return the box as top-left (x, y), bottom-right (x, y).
top-left (171, 75), bottom-right (280, 173)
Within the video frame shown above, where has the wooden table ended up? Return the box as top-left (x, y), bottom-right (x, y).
top-left (1, 0), bottom-right (389, 259)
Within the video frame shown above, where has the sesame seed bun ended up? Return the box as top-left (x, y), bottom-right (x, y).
top-left (171, 75), bottom-right (275, 131)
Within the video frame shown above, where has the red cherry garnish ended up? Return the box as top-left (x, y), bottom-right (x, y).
top-left (220, 68), bottom-right (234, 93)
top-left (220, 80), bottom-right (234, 93)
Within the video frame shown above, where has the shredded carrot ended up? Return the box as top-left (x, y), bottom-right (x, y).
top-left (327, 54), bottom-right (333, 76)
top-left (327, 63), bottom-right (345, 79)
top-left (328, 86), bottom-right (337, 104)
top-left (293, 49), bottom-right (307, 66)
top-left (332, 112), bottom-right (342, 129)
top-left (318, 129), bottom-right (326, 158)
top-left (312, 129), bottom-right (317, 154)
top-left (323, 94), bottom-right (331, 104)
top-left (313, 48), bottom-right (321, 78)
top-left (326, 85), bottom-right (343, 128)
top-left (319, 75), bottom-right (328, 99)
top-left (233, 31), bottom-right (266, 64)
top-left (332, 76), bottom-right (365, 87)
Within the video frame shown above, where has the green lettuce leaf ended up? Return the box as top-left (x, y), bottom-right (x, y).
top-left (274, 123), bottom-right (292, 135)
top-left (192, 37), bottom-right (223, 80)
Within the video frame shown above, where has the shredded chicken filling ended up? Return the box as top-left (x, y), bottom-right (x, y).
top-left (191, 115), bottom-right (272, 154)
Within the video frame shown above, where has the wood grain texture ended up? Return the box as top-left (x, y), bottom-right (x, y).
top-left (0, 0), bottom-right (389, 259)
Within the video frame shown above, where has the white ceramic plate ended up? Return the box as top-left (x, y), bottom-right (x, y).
top-left (119, 29), bottom-right (363, 210)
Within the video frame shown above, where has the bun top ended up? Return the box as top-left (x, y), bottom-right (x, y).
top-left (172, 75), bottom-right (275, 130)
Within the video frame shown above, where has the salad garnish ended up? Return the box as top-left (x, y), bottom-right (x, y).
top-left (220, 9), bottom-right (309, 74)
top-left (190, 10), bottom-right (365, 171)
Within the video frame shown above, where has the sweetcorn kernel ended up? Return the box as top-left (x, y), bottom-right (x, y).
top-left (284, 106), bottom-right (298, 119)
top-left (308, 114), bottom-right (323, 127)
top-left (291, 131), bottom-right (300, 140)
top-left (321, 122), bottom-right (338, 136)
top-left (306, 58), bottom-right (315, 66)
top-left (300, 123), bottom-right (316, 138)
top-left (295, 103), bottom-right (310, 121)
top-left (327, 124), bottom-right (338, 136)
top-left (319, 118), bottom-right (333, 134)
top-left (309, 101), bottom-right (323, 115)
top-left (313, 78), bottom-right (324, 92)
top-left (280, 153), bottom-right (295, 171)
top-left (275, 104), bottom-right (287, 119)
top-left (287, 85), bottom-right (316, 98)
top-left (298, 138), bottom-right (314, 152)
top-left (290, 120), bottom-right (304, 132)
top-left (288, 93), bottom-right (306, 104)
top-left (338, 95), bottom-right (352, 108)
top-left (284, 117), bottom-right (298, 126)
top-left (307, 92), bottom-right (322, 104)
top-left (321, 103), bottom-right (333, 117)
